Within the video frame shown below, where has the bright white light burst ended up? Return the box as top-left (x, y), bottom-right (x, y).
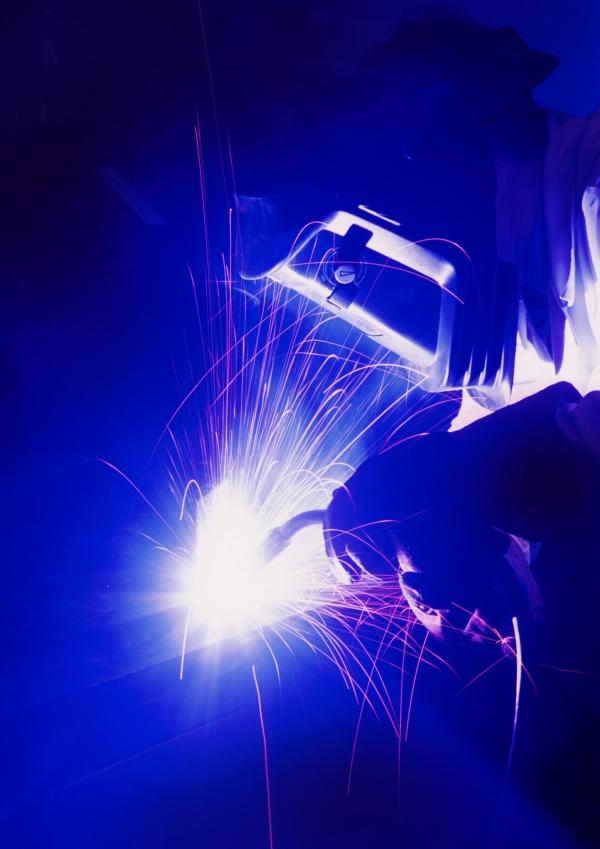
top-left (188, 481), bottom-right (263, 633)
top-left (183, 479), bottom-right (331, 642)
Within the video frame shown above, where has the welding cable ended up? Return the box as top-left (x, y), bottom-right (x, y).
top-left (259, 510), bottom-right (326, 565)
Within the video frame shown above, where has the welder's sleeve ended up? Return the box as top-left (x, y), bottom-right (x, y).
top-left (544, 109), bottom-right (600, 380)
top-left (324, 383), bottom-right (599, 583)
top-left (556, 389), bottom-right (600, 459)
top-left (455, 381), bottom-right (600, 542)
top-left (579, 109), bottom-right (600, 272)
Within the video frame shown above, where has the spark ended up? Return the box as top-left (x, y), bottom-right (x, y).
top-left (104, 182), bottom-right (522, 823)
top-left (508, 615), bottom-right (523, 771)
top-left (161, 226), bottom-right (434, 680)
top-left (404, 630), bottom-right (428, 742)
top-left (253, 665), bottom-right (274, 849)
top-left (488, 616), bottom-right (523, 847)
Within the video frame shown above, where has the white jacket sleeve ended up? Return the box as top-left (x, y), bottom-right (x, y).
top-left (545, 108), bottom-right (600, 386)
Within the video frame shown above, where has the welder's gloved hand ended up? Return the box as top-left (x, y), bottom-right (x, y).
top-left (323, 439), bottom-right (467, 584)
top-left (323, 439), bottom-right (511, 635)
top-left (323, 482), bottom-right (399, 583)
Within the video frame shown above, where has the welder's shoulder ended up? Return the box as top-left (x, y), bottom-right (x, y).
top-left (377, 384), bottom-right (581, 475)
top-left (511, 381), bottom-right (582, 415)
top-left (453, 382), bottom-right (581, 449)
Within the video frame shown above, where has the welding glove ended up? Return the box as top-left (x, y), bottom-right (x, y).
top-left (324, 452), bottom-right (532, 648)
top-left (322, 438), bottom-right (509, 614)
top-left (323, 382), bottom-right (600, 642)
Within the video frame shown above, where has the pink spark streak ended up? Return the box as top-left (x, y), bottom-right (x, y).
top-left (253, 665), bottom-right (274, 849)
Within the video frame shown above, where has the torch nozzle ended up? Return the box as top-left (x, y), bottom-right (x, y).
top-left (259, 509), bottom-right (326, 565)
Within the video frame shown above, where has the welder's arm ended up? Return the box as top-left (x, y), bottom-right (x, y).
top-left (322, 434), bottom-right (508, 609)
top-left (556, 390), bottom-right (600, 458)
top-left (322, 431), bottom-right (496, 590)
top-left (323, 382), bottom-right (598, 585)
top-left (453, 381), bottom-right (598, 542)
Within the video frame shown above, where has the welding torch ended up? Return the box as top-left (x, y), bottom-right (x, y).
top-left (259, 510), bottom-right (326, 565)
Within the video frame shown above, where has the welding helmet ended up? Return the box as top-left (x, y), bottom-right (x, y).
top-left (228, 11), bottom-right (549, 407)
top-left (239, 202), bottom-right (519, 408)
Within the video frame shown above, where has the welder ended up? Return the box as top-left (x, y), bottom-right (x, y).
top-left (228, 8), bottom-right (600, 637)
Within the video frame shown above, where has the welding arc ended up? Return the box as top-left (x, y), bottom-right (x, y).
top-left (259, 510), bottom-right (326, 565)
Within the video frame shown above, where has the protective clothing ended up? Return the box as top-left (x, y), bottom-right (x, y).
top-left (324, 382), bottom-right (598, 611)
top-left (497, 109), bottom-right (600, 390)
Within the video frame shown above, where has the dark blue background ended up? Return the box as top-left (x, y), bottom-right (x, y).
top-left (1, 2), bottom-right (598, 847)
